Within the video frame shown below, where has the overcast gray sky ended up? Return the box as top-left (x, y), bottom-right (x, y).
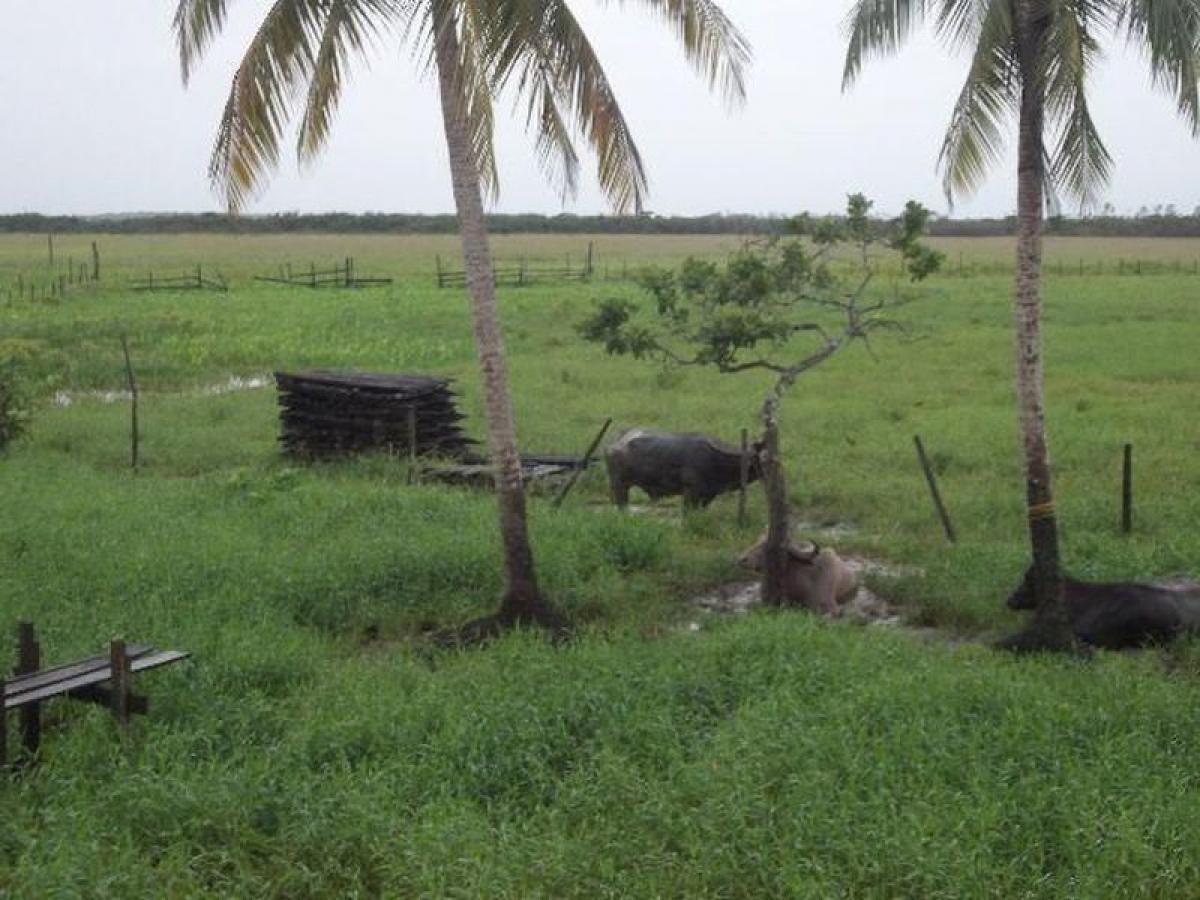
top-left (2, 1), bottom-right (1197, 218)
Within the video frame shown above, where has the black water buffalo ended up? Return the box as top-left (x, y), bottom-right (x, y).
top-left (605, 428), bottom-right (761, 509)
top-left (1008, 568), bottom-right (1200, 649)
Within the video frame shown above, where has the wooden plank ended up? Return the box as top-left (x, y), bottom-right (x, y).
top-left (5, 644), bottom-right (152, 698)
top-left (4, 650), bottom-right (187, 710)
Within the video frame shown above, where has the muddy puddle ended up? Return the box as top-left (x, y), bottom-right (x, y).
top-left (53, 374), bottom-right (271, 407)
top-left (687, 553), bottom-right (926, 631)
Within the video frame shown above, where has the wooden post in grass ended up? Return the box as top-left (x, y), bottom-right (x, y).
top-left (586, 242), bottom-right (595, 277)
top-left (435, 255), bottom-right (443, 288)
top-left (92, 242), bottom-right (100, 281)
top-left (109, 640), bottom-right (132, 726)
top-left (0, 675), bottom-right (7, 768)
top-left (913, 435), bottom-right (956, 544)
top-left (406, 405), bottom-right (419, 485)
top-left (16, 623), bottom-right (40, 757)
top-left (1122, 443), bottom-right (1133, 534)
top-left (553, 418), bottom-right (613, 509)
top-left (120, 335), bottom-right (139, 471)
top-left (738, 428), bottom-right (750, 528)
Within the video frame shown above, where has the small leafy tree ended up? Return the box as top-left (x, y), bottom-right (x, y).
top-left (580, 194), bottom-right (942, 608)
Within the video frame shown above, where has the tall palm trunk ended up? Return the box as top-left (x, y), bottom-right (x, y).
top-left (1003, 0), bottom-right (1074, 651)
top-left (433, 19), bottom-right (561, 632)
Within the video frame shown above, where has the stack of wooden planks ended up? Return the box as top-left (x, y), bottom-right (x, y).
top-left (274, 370), bottom-right (476, 459)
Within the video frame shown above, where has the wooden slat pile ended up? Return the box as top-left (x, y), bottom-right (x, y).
top-left (274, 370), bottom-right (476, 459)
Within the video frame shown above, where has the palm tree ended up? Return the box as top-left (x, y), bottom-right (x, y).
top-left (842, 0), bottom-right (1200, 651)
top-left (173, 0), bottom-right (749, 636)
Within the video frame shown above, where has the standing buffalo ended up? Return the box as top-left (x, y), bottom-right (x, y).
top-left (737, 535), bottom-right (860, 615)
top-left (605, 428), bottom-right (761, 509)
top-left (1008, 568), bottom-right (1200, 649)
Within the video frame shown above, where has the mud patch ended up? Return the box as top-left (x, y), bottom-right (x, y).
top-left (690, 571), bottom-right (902, 626)
top-left (792, 520), bottom-right (861, 540)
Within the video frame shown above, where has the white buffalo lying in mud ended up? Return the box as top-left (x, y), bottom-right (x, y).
top-left (737, 535), bottom-right (859, 615)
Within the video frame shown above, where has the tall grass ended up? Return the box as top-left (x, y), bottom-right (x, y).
top-left (2, 234), bottom-right (1200, 895)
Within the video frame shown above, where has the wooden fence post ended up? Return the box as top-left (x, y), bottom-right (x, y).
top-left (0, 675), bottom-right (7, 768)
top-left (92, 241), bottom-right (100, 281)
top-left (435, 255), bottom-right (443, 288)
top-left (109, 640), bottom-right (131, 726)
top-left (913, 435), bottom-right (957, 544)
top-left (16, 623), bottom-right (40, 757)
top-left (406, 405), bottom-right (419, 485)
top-left (121, 335), bottom-right (139, 471)
top-left (1122, 443), bottom-right (1133, 534)
top-left (586, 241), bottom-right (595, 277)
top-left (553, 418), bottom-right (613, 509)
top-left (738, 428), bottom-right (750, 528)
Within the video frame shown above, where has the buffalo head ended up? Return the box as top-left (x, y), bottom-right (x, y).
top-left (1006, 565), bottom-right (1038, 610)
top-left (737, 533), bottom-right (821, 572)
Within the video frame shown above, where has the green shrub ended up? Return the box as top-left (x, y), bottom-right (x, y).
top-left (0, 360), bottom-right (31, 451)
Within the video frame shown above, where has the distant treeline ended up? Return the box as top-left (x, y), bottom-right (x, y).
top-left (2, 211), bottom-right (1200, 237)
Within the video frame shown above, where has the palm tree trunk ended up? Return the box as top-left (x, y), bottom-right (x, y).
top-left (432, 18), bottom-right (562, 633)
top-left (1001, 2), bottom-right (1075, 652)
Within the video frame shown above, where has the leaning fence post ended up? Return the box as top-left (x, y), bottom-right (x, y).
top-left (1121, 443), bottom-right (1133, 534)
top-left (553, 418), bottom-right (613, 509)
top-left (16, 623), bottom-right (40, 758)
top-left (109, 639), bottom-right (132, 726)
top-left (738, 428), bottom-right (750, 528)
top-left (913, 435), bottom-right (957, 544)
top-left (120, 335), bottom-right (140, 471)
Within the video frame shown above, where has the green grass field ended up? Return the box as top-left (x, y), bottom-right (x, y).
top-left (2, 233), bottom-right (1200, 897)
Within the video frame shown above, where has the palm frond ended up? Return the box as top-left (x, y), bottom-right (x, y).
top-left (595, 0), bottom-right (751, 105)
top-left (842, 0), bottom-right (929, 89)
top-left (297, 0), bottom-right (401, 164)
top-left (457, 2), bottom-right (501, 198)
top-left (1044, 0), bottom-right (1113, 208)
top-left (471, 0), bottom-right (648, 212)
top-left (173, 0), bottom-right (233, 83)
top-left (934, 0), bottom-right (1003, 50)
top-left (1120, 0), bottom-right (1200, 133)
top-left (937, 0), bottom-right (1018, 203)
top-left (207, 0), bottom-right (328, 212)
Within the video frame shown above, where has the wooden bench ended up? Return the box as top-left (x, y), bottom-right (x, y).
top-left (1, 623), bottom-right (190, 766)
